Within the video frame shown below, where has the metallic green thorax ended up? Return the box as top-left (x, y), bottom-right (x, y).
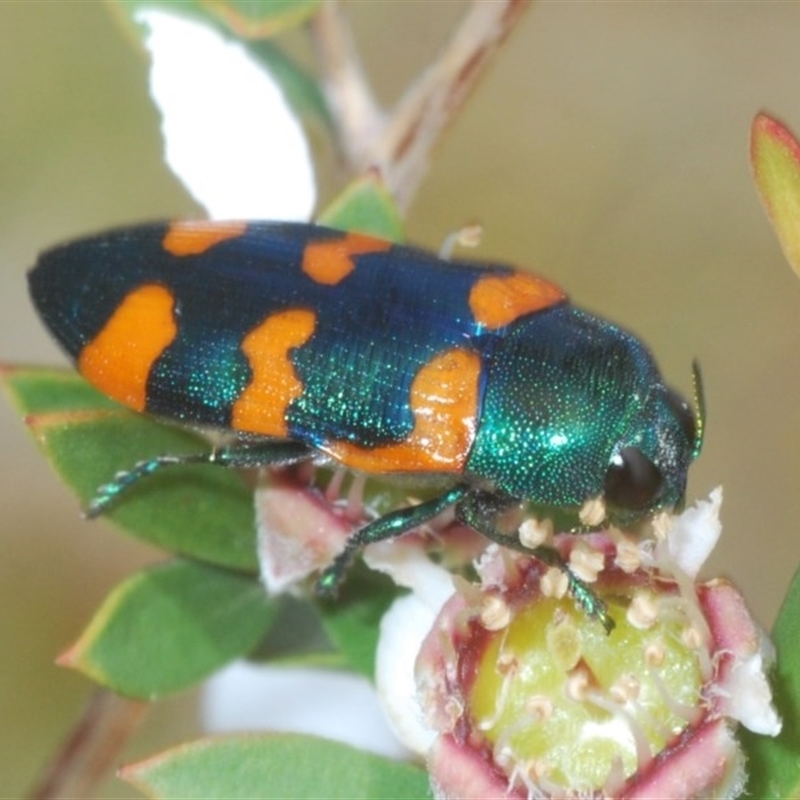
top-left (466, 306), bottom-right (694, 514)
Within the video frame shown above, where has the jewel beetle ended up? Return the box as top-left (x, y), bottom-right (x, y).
top-left (28, 220), bottom-right (704, 627)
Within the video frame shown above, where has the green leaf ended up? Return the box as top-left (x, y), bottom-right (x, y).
top-left (245, 38), bottom-right (332, 136)
top-left (109, 1), bottom-right (206, 49)
top-left (317, 175), bottom-right (405, 242)
top-left (1, 363), bottom-right (122, 414)
top-left (1, 366), bottom-right (256, 572)
top-left (740, 563), bottom-right (800, 798)
top-left (120, 733), bottom-right (430, 799)
top-left (111, 0), bottom-right (321, 40)
top-left (202, 0), bottom-right (322, 39)
top-left (317, 567), bottom-right (400, 679)
top-left (60, 559), bottom-right (277, 698)
top-left (751, 113), bottom-right (800, 278)
top-left (252, 594), bottom-right (340, 667)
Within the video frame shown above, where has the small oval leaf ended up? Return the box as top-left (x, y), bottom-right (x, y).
top-left (317, 175), bottom-right (405, 243)
top-left (2, 366), bottom-right (257, 572)
top-left (1, 363), bottom-right (121, 414)
top-left (120, 732), bottom-right (430, 799)
top-left (751, 113), bottom-right (800, 278)
top-left (204, 0), bottom-right (323, 39)
top-left (60, 559), bottom-right (277, 698)
top-left (112, 1), bottom-right (321, 42)
top-left (317, 568), bottom-right (399, 679)
top-left (245, 38), bottom-right (332, 136)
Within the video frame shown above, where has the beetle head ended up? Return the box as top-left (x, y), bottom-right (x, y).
top-left (602, 376), bottom-right (701, 522)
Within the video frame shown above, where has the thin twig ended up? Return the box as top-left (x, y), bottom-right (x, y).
top-left (26, 689), bottom-right (149, 800)
top-left (310, 1), bottom-right (385, 168)
top-left (377, 0), bottom-right (530, 210)
top-left (313, 0), bottom-right (531, 212)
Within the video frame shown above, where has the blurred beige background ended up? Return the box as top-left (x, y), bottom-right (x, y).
top-left (3, 3), bottom-right (800, 796)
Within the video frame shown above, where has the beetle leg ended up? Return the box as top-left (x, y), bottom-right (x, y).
top-left (85, 439), bottom-right (313, 518)
top-left (316, 484), bottom-right (470, 596)
top-left (456, 490), bottom-right (614, 632)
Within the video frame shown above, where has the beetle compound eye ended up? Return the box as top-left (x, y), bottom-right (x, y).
top-left (665, 388), bottom-right (696, 448)
top-left (603, 447), bottom-right (664, 510)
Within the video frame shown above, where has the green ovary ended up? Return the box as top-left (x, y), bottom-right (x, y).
top-left (468, 595), bottom-right (704, 791)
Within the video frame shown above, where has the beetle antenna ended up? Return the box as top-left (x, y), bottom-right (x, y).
top-left (691, 360), bottom-right (706, 458)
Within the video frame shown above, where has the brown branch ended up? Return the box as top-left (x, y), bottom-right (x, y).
top-left (378, 0), bottom-right (530, 211)
top-left (26, 689), bottom-right (149, 800)
top-left (313, 0), bottom-right (531, 212)
top-left (310, 1), bottom-right (385, 168)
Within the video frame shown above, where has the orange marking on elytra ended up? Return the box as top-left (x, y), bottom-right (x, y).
top-left (162, 220), bottom-right (248, 256)
top-left (78, 284), bottom-right (177, 412)
top-left (232, 308), bottom-right (317, 437)
top-left (302, 231), bottom-right (392, 285)
top-left (323, 348), bottom-right (481, 474)
top-left (469, 271), bottom-right (565, 329)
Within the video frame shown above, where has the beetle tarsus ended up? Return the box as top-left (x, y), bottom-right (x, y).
top-left (83, 454), bottom-right (196, 517)
top-left (315, 485), bottom-right (470, 596)
top-left (83, 441), bottom-right (314, 517)
top-left (316, 550), bottom-right (353, 598)
top-left (567, 572), bottom-right (615, 633)
top-left (457, 489), bottom-right (617, 632)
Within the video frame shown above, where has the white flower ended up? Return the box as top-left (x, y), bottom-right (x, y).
top-left (376, 491), bottom-right (781, 798)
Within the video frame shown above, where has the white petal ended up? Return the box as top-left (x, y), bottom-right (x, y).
top-left (364, 538), bottom-right (454, 607)
top-left (663, 486), bottom-right (723, 578)
top-left (721, 631), bottom-right (782, 737)
top-left (136, 10), bottom-right (315, 221)
top-left (375, 593), bottom-right (439, 756)
top-left (202, 660), bottom-right (411, 759)
top-left (367, 540), bottom-right (454, 754)
top-left (254, 471), bottom-right (352, 595)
